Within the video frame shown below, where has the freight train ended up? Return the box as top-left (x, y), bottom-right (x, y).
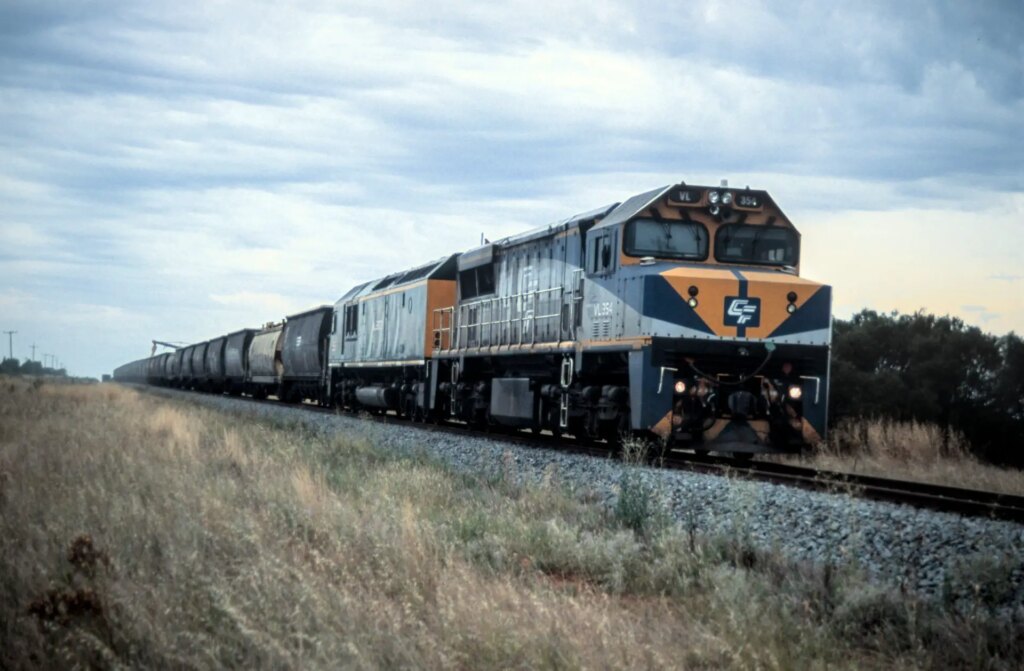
top-left (114, 181), bottom-right (832, 454)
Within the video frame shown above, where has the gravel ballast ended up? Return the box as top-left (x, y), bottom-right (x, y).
top-left (142, 387), bottom-right (1024, 611)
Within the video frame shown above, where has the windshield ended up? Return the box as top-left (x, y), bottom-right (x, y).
top-left (715, 224), bottom-right (799, 266)
top-left (624, 218), bottom-right (709, 260)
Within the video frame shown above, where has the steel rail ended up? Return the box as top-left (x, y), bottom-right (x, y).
top-left (657, 452), bottom-right (1024, 524)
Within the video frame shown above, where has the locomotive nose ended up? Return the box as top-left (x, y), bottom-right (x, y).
top-left (656, 267), bottom-right (831, 341)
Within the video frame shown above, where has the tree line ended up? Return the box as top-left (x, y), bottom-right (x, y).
top-left (0, 359), bottom-right (65, 377)
top-left (830, 310), bottom-right (1023, 466)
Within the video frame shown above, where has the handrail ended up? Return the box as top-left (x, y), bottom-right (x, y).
top-left (432, 306), bottom-right (454, 351)
top-left (434, 287), bottom-right (566, 351)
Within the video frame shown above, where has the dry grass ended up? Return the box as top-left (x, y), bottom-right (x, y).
top-left (783, 418), bottom-right (1024, 495)
top-left (0, 378), bottom-right (1020, 670)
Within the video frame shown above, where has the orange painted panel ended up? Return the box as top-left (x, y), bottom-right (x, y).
top-left (738, 271), bottom-right (825, 339)
top-left (660, 267), bottom-right (742, 337)
top-left (660, 267), bottom-right (824, 339)
top-left (425, 279), bottom-right (456, 357)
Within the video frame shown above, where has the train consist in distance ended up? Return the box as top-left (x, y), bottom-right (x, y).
top-left (115, 181), bottom-right (832, 454)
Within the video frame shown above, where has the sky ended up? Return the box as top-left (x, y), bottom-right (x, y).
top-left (1, 0), bottom-right (1022, 378)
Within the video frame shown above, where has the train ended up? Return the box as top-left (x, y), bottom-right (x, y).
top-left (114, 181), bottom-right (832, 454)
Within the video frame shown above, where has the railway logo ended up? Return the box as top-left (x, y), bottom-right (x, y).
top-left (724, 297), bottom-right (760, 327)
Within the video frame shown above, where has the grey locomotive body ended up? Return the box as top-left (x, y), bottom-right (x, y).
top-left (114, 181), bottom-right (832, 453)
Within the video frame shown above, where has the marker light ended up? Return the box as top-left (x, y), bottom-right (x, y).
top-left (787, 303), bottom-right (797, 314)
top-left (721, 192), bottom-right (733, 205)
top-left (787, 291), bottom-right (798, 303)
top-left (688, 297), bottom-right (699, 308)
top-left (708, 190), bottom-right (721, 205)
top-left (787, 385), bottom-right (803, 400)
top-left (674, 380), bottom-right (687, 395)
top-left (688, 285), bottom-right (699, 297)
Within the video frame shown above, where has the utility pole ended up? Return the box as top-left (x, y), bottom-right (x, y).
top-left (3, 330), bottom-right (15, 360)
top-left (31, 343), bottom-right (36, 362)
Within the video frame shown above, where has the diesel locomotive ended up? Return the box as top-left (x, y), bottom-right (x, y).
top-left (114, 181), bottom-right (832, 454)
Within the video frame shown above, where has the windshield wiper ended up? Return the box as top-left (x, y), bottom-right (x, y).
top-left (749, 226), bottom-right (767, 257)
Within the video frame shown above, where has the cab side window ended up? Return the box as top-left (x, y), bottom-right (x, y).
top-left (588, 232), bottom-right (615, 275)
top-left (344, 304), bottom-right (359, 338)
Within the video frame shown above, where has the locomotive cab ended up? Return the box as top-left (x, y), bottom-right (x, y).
top-left (580, 183), bottom-right (831, 453)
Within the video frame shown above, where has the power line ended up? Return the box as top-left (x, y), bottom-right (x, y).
top-left (3, 331), bottom-right (15, 360)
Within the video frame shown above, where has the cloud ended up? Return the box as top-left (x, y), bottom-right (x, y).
top-left (4, 1), bottom-right (1021, 193)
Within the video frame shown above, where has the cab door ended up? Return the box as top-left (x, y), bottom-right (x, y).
top-left (560, 229), bottom-right (585, 342)
top-left (583, 227), bottom-right (618, 341)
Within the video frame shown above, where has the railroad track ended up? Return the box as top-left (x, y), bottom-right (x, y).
top-left (144, 386), bottom-right (1024, 524)
top-left (657, 453), bottom-right (1024, 524)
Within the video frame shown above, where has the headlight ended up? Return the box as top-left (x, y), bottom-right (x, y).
top-left (721, 192), bottom-right (733, 205)
top-left (786, 303), bottom-right (797, 314)
top-left (708, 204), bottom-right (721, 217)
top-left (687, 297), bottom-right (698, 308)
top-left (708, 190), bottom-right (720, 205)
top-left (787, 385), bottom-right (802, 400)
top-left (674, 380), bottom-right (687, 395)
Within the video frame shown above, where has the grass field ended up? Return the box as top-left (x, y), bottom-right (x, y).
top-left (782, 418), bottom-right (1024, 495)
top-left (1, 378), bottom-right (1021, 669)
